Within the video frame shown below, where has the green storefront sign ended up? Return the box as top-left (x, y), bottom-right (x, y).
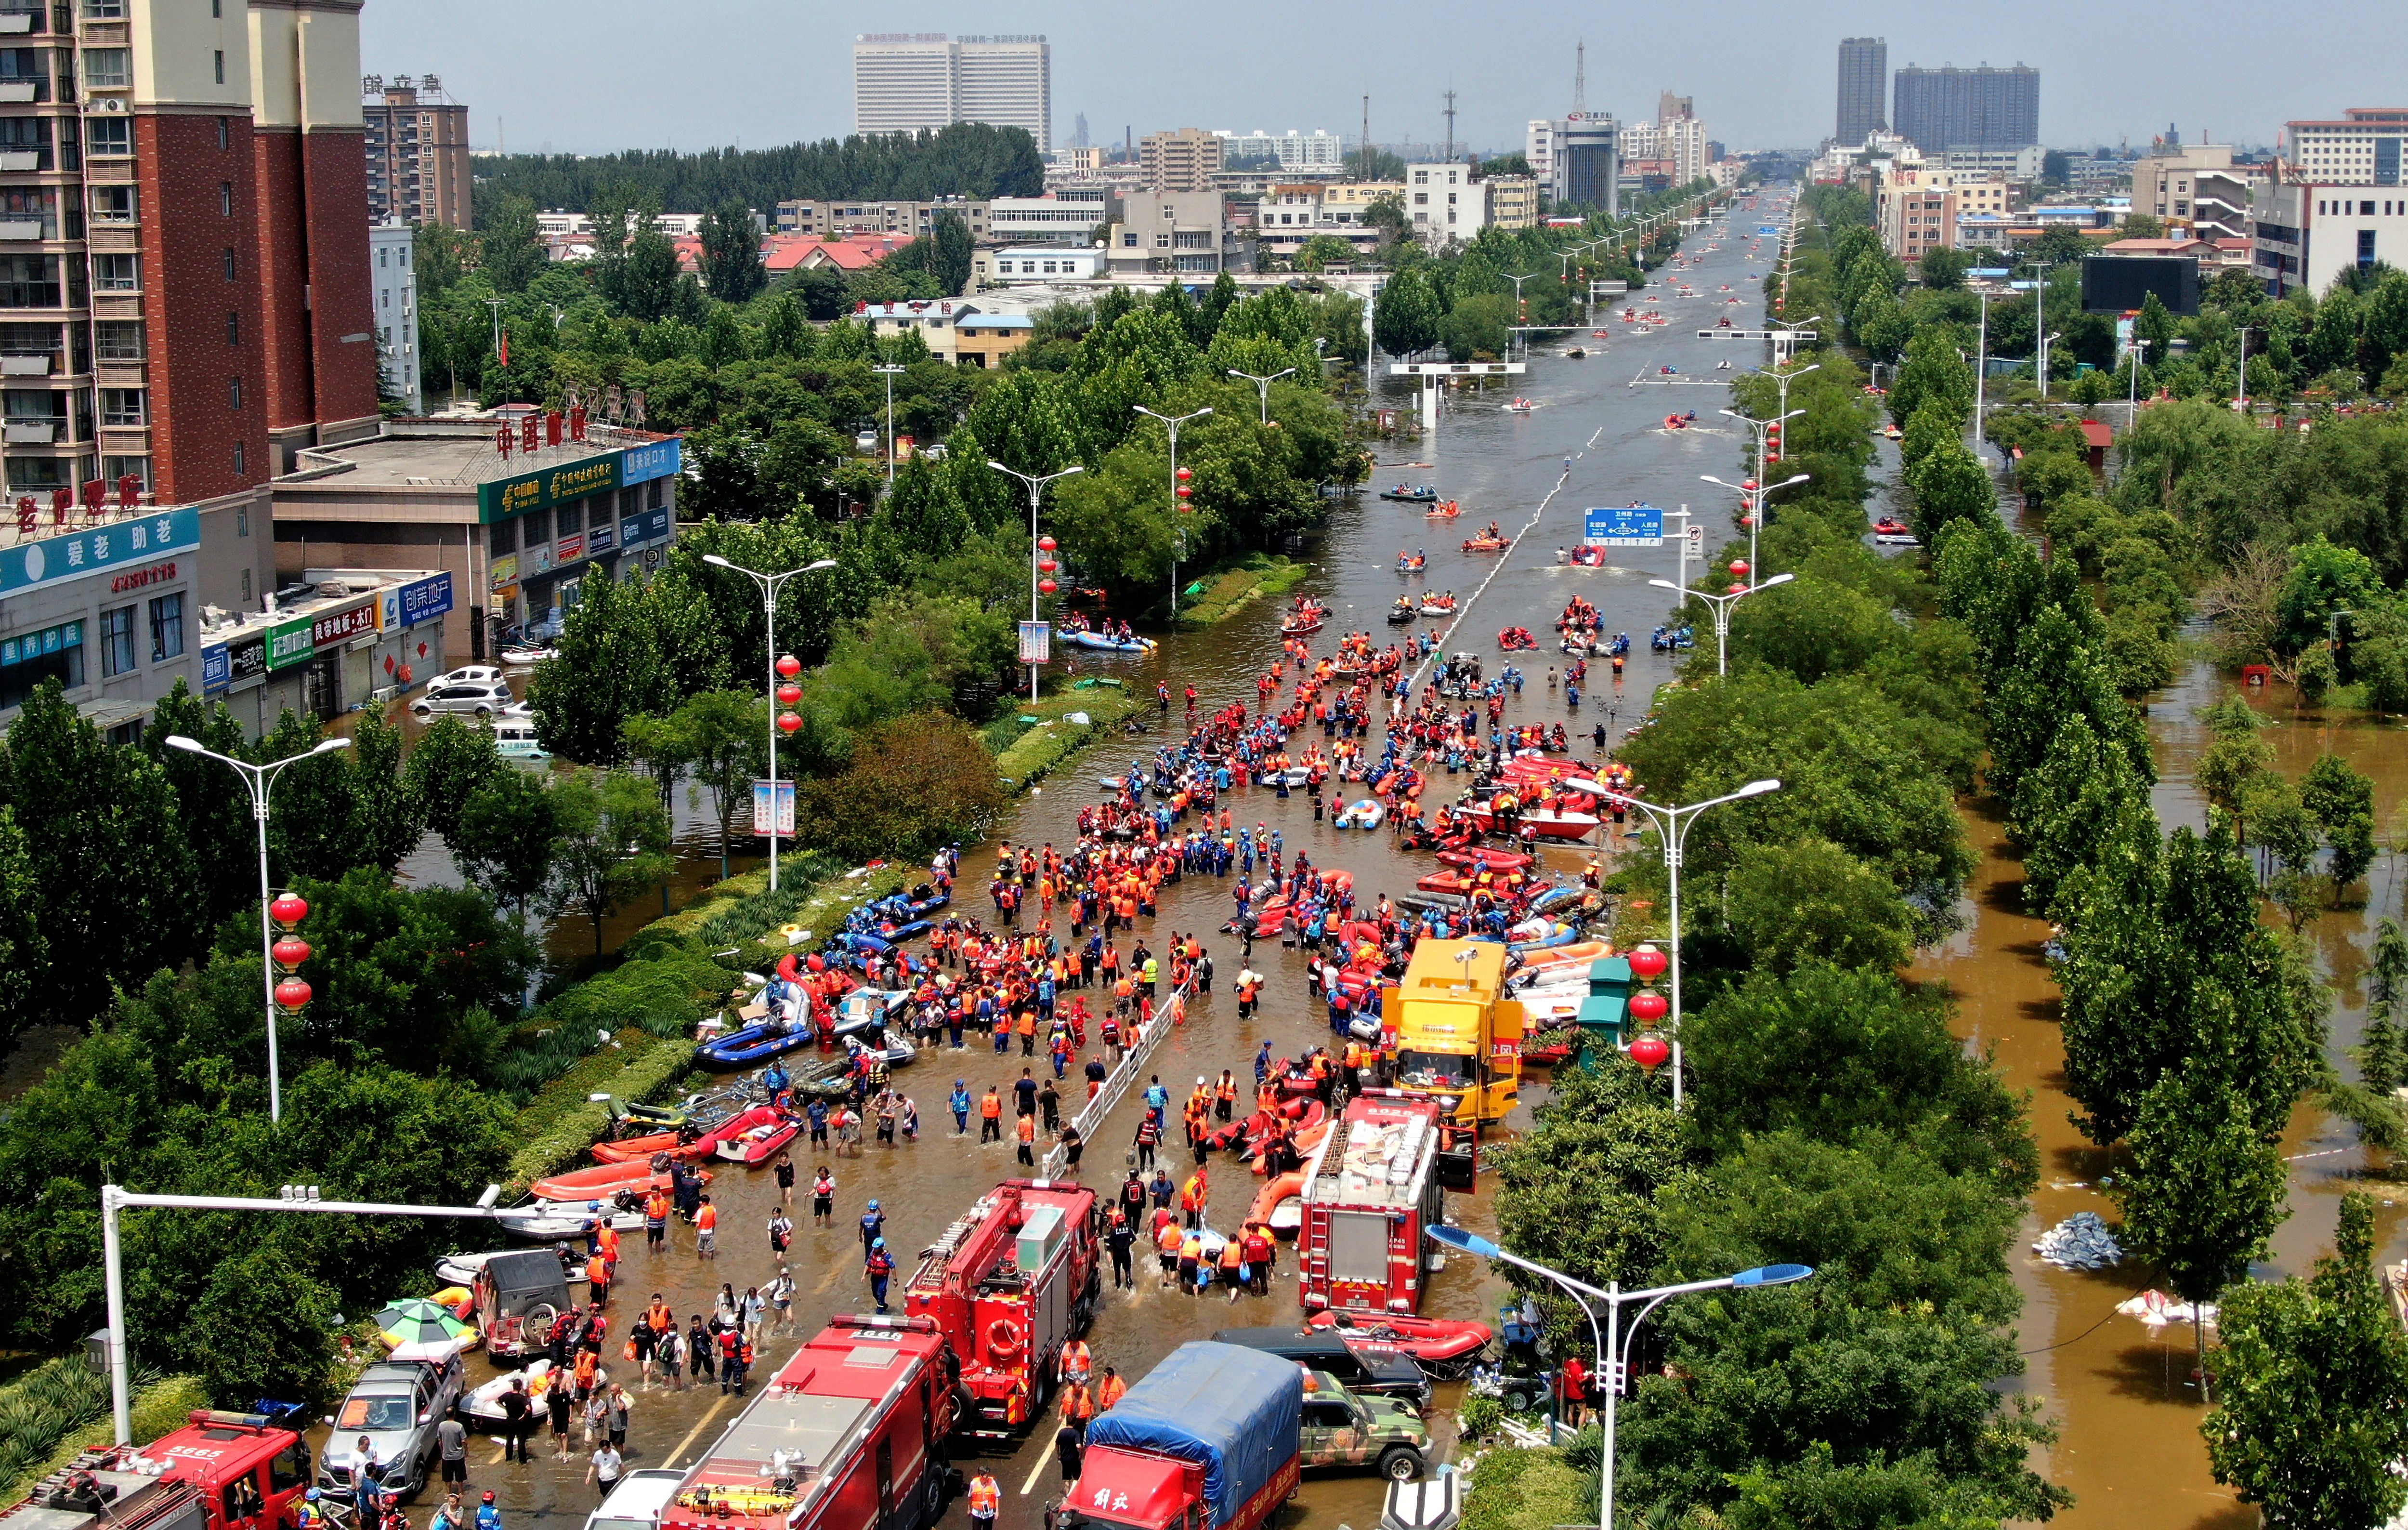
top-left (265, 614), bottom-right (315, 671)
top-left (476, 451), bottom-right (622, 524)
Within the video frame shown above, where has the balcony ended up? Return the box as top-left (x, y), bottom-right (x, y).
top-left (0, 82), bottom-right (35, 104)
top-left (5, 421), bottom-right (53, 443)
top-left (0, 151), bottom-right (39, 171)
top-left (0, 353), bottom-right (47, 375)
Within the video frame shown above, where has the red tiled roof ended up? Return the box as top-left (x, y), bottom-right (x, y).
top-left (2078, 420), bottom-right (2113, 449)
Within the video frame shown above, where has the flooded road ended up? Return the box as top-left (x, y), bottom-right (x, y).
top-left (435, 221), bottom-right (1793, 1530)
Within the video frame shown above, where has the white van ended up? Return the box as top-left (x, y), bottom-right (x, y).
top-left (585, 1469), bottom-right (684, 1530)
top-left (491, 713), bottom-right (549, 762)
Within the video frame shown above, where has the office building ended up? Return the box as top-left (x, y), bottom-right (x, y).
top-left (360, 75), bottom-right (470, 229)
top-left (1893, 64), bottom-right (2040, 153)
top-left (852, 34), bottom-right (1051, 147)
top-left (1404, 163), bottom-right (1485, 244)
top-left (1836, 37), bottom-right (1886, 145)
top-left (1105, 191), bottom-right (1242, 275)
top-left (269, 418), bottom-right (681, 657)
top-left (1213, 130), bottom-right (1345, 172)
top-left (988, 195), bottom-right (1116, 244)
top-left (2253, 183), bottom-right (2408, 296)
top-left (1526, 119), bottom-right (1557, 179)
top-left (771, 198), bottom-right (990, 239)
top-left (1938, 145), bottom-right (2046, 183)
top-left (1551, 117), bottom-right (1620, 213)
top-left (369, 224), bottom-right (419, 414)
top-left (2138, 143), bottom-right (2259, 242)
top-left (2284, 107), bottom-right (2408, 185)
top-left (1141, 128), bottom-right (1223, 192)
top-left (0, 0), bottom-right (378, 520)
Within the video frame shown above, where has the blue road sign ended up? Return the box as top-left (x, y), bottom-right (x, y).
top-left (1585, 505), bottom-right (1665, 546)
top-left (1757, 225), bottom-right (1779, 235)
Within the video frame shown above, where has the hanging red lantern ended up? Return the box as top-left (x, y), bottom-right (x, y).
top-left (1741, 478), bottom-right (1758, 491)
top-left (1740, 514), bottom-right (1756, 527)
top-left (271, 936), bottom-right (311, 970)
top-left (1766, 451), bottom-right (1781, 463)
top-left (1728, 582), bottom-right (1747, 595)
top-left (1038, 535), bottom-right (1058, 553)
top-left (776, 711), bottom-right (803, 735)
top-left (1767, 422), bottom-right (1781, 437)
top-left (1038, 578), bottom-right (1059, 594)
top-left (1175, 467), bottom-right (1192, 482)
top-left (775, 654), bottom-right (802, 679)
top-left (1629, 1033), bottom-right (1671, 1070)
top-left (1730, 559), bottom-right (1750, 577)
top-left (269, 893), bottom-right (309, 928)
top-left (1628, 945), bottom-right (1668, 980)
top-left (274, 977), bottom-right (312, 1011)
top-left (1037, 558), bottom-right (1059, 574)
top-left (1628, 990), bottom-right (1670, 1023)
top-left (776, 683), bottom-right (802, 706)
top-left (1175, 486), bottom-right (1193, 499)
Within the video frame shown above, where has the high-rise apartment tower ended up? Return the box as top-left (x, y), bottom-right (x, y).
top-left (1893, 64), bottom-right (2040, 153)
top-left (852, 34), bottom-right (1051, 148)
top-left (361, 74), bottom-right (470, 230)
top-left (1836, 37), bottom-right (1886, 145)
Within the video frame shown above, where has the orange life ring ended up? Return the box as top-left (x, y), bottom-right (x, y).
top-left (987, 1317), bottom-right (1023, 1363)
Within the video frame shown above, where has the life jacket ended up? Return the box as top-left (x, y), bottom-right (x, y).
top-left (968, 1478), bottom-right (1002, 1516)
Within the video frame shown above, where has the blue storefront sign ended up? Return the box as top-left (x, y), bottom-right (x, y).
top-left (585, 518), bottom-right (616, 555)
top-left (0, 508), bottom-right (199, 595)
top-left (1584, 505), bottom-right (1665, 547)
top-left (380, 571), bottom-right (455, 631)
top-left (620, 438), bottom-right (682, 486)
top-left (619, 506), bottom-right (672, 551)
top-left (1, 620), bottom-right (80, 669)
top-left (200, 642), bottom-right (230, 693)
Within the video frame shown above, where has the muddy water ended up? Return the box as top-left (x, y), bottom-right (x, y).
top-left (419, 221), bottom-right (1801, 1530)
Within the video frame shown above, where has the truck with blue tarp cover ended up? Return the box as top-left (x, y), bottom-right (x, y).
top-left (1049, 1342), bottom-right (1301, 1530)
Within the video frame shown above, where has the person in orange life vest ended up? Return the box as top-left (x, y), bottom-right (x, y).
top-left (967, 1470), bottom-right (1001, 1530)
top-left (1096, 1366), bottom-right (1126, 1411)
top-left (1060, 1377), bottom-right (1096, 1441)
top-left (1179, 1167), bottom-right (1208, 1229)
top-left (1059, 1337), bottom-right (1092, 1386)
top-left (694, 1195), bottom-right (717, 1257)
top-left (585, 1251), bottom-right (611, 1307)
top-left (1015, 1110), bottom-right (1037, 1167)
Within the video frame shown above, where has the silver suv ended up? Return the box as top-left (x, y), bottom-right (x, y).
top-left (411, 679), bottom-right (513, 718)
top-left (317, 1356), bottom-right (466, 1502)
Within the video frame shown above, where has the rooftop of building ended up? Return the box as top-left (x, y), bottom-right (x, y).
top-left (282, 418), bottom-right (670, 492)
top-left (196, 567), bottom-right (439, 649)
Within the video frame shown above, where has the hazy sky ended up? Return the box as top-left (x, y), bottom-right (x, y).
top-left (366, 0), bottom-right (2408, 158)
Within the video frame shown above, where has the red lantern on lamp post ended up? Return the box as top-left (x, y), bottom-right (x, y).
top-left (271, 936), bottom-right (311, 971)
top-left (1629, 1033), bottom-right (1671, 1070)
top-left (776, 711), bottom-right (803, 735)
top-left (1038, 535), bottom-right (1057, 553)
top-left (273, 976), bottom-right (312, 1012)
top-left (1729, 559), bottom-right (1750, 578)
top-left (1037, 557), bottom-right (1059, 574)
top-left (269, 893), bottom-right (309, 928)
top-left (775, 653), bottom-right (802, 679)
top-left (1628, 990), bottom-right (1670, 1024)
top-left (1628, 945), bottom-right (1669, 981)
top-left (776, 682), bottom-right (802, 707)
top-left (1038, 578), bottom-right (1059, 595)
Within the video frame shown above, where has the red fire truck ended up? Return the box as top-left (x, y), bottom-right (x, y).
top-left (1296, 1093), bottom-right (1451, 1315)
top-left (656, 1314), bottom-right (957, 1530)
top-left (2, 1412), bottom-right (312, 1530)
top-left (904, 1177), bottom-right (1103, 1439)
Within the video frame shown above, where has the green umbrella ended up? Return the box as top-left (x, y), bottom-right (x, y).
top-left (375, 1298), bottom-right (474, 1360)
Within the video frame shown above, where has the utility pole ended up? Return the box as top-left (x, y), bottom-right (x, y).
top-left (2234, 325), bottom-right (2252, 410)
top-left (2029, 258), bottom-right (2054, 400)
top-left (1361, 96), bottom-right (1371, 179)
top-left (1442, 90), bottom-right (1457, 163)
top-left (1972, 287), bottom-right (1989, 463)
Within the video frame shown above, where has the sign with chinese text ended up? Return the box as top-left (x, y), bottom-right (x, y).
top-left (1018, 620), bottom-right (1050, 665)
top-left (0, 508), bottom-right (199, 595)
top-left (1584, 505), bottom-right (1663, 546)
top-left (584, 518), bottom-right (616, 555)
top-left (311, 603), bottom-right (377, 648)
top-left (556, 532), bottom-right (586, 563)
top-left (381, 572), bottom-right (453, 631)
top-left (488, 554), bottom-right (518, 595)
top-left (750, 780), bottom-right (796, 837)
top-left (474, 450), bottom-right (620, 524)
top-left (200, 642), bottom-right (230, 693)
top-left (265, 614), bottom-right (315, 671)
top-left (620, 438), bottom-right (681, 486)
top-left (0, 620), bottom-right (79, 669)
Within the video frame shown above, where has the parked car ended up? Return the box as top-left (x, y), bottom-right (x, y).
top-left (586, 1470), bottom-right (686, 1530)
top-left (317, 1356), bottom-right (467, 1501)
top-left (1300, 1371), bottom-right (1428, 1481)
top-left (426, 665), bottom-right (505, 689)
top-left (1208, 1328), bottom-right (1431, 1411)
top-left (411, 680), bottom-right (513, 718)
top-left (474, 1248), bottom-right (579, 1361)
top-left (855, 429), bottom-right (879, 451)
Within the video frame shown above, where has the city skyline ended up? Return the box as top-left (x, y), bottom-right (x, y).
top-left (361, 0), bottom-right (2403, 160)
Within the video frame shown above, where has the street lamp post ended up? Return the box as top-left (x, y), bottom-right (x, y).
top-left (1426, 1224), bottom-right (1812, 1530)
top-left (1133, 405), bottom-right (1212, 615)
top-left (1701, 470), bottom-right (1807, 585)
top-left (2234, 325), bottom-right (2253, 411)
top-left (163, 734), bottom-right (351, 1124)
top-left (1649, 572), bottom-right (1794, 677)
top-left (1223, 369), bottom-right (1291, 427)
top-left (1594, 778), bottom-right (1781, 1108)
top-left (871, 362), bottom-right (906, 487)
top-left (699, 554), bottom-right (839, 891)
top-left (1971, 287), bottom-right (1991, 462)
top-left (2126, 335), bottom-right (2152, 428)
top-left (986, 461), bottom-right (1084, 702)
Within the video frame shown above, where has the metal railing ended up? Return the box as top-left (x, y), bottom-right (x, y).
top-left (1039, 970), bottom-right (1199, 1179)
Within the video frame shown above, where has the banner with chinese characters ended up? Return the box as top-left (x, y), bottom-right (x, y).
top-left (0, 508), bottom-right (199, 595)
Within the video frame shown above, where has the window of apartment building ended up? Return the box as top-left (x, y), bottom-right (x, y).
top-left (81, 0), bottom-right (125, 17)
top-left (4, 388), bottom-right (60, 423)
top-left (215, 115), bottom-right (227, 150)
top-left (231, 440), bottom-right (242, 475)
top-left (0, 186), bottom-right (52, 237)
top-left (226, 375), bottom-right (238, 409)
top-left (224, 310), bottom-right (236, 343)
top-left (0, 115), bottom-right (51, 170)
top-left (98, 603), bottom-right (134, 676)
top-left (218, 181), bottom-right (231, 216)
top-left (212, 50), bottom-right (222, 85)
top-left (80, 47), bottom-right (125, 89)
top-left (98, 387), bottom-right (139, 425)
top-left (0, 48), bottom-right (47, 100)
top-left (148, 591), bottom-right (182, 661)
top-left (101, 453), bottom-right (146, 492)
top-left (85, 116), bottom-right (127, 157)
top-left (2362, 229), bottom-right (2379, 267)
top-left (0, 253), bottom-right (56, 307)
top-left (221, 246), bottom-right (234, 279)
top-left (92, 252), bottom-right (134, 290)
top-left (93, 319), bottom-right (139, 360)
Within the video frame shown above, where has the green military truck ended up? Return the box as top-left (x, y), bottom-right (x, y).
top-left (1300, 1371), bottom-right (1429, 1482)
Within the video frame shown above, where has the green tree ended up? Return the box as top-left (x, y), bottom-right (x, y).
top-left (791, 711), bottom-right (1003, 862)
top-left (345, 713), bottom-right (423, 871)
top-left (543, 769), bottom-right (673, 955)
top-left (143, 680), bottom-right (255, 934)
top-left (452, 768), bottom-right (561, 924)
top-left (2134, 289), bottom-right (2177, 364)
top-left (927, 210), bottom-right (974, 297)
top-left (698, 198), bottom-right (766, 303)
top-left (1373, 264), bottom-right (1440, 356)
top-left (2302, 751), bottom-right (2378, 894)
top-left (480, 194), bottom-right (546, 294)
top-left (527, 567), bottom-right (678, 765)
top-left (1724, 839), bottom-right (1916, 976)
top-left (1917, 246), bottom-right (1972, 289)
top-left (2359, 918), bottom-right (2408, 1095)
top-left (405, 715), bottom-right (505, 846)
top-left (668, 690), bottom-right (766, 879)
top-left (2205, 1191), bottom-right (2408, 1529)
top-left (2114, 1061), bottom-right (2291, 1394)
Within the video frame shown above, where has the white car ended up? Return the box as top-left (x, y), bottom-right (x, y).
top-left (411, 679), bottom-right (514, 718)
top-left (428, 664), bottom-right (505, 689)
top-left (856, 429), bottom-right (880, 451)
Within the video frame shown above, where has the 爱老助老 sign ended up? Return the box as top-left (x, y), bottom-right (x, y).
top-left (1584, 505), bottom-right (1664, 547)
top-left (0, 508), bottom-right (199, 594)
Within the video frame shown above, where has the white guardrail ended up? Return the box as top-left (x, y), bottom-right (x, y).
top-left (1038, 971), bottom-right (1200, 1179)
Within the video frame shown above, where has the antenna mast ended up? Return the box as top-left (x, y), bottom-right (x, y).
top-left (1443, 90), bottom-right (1457, 162)
top-left (1361, 94), bottom-right (1371, 177)
top-left (1572, 40), bottom-right (1586, 116)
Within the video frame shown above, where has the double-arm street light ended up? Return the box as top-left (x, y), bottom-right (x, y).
top-left (986, 461), bottom-right (1084, 702)
top-left (1426, 1223), bottom-right (1812, 1530)
top-left (1133, 404), bottom-right (1213, 615)
top-left (701, 554), bottom-right (839, 891)
top-left (871, 362), bottom-right (907, 486)
top-left (164, 733), bottom-right (350, 1124)
top-left (1594, 777), bottom-right (1781, 1109)
top-left (1649, 568), bottom-right (1795, 677)
top-left (1701, 470), bottom-right (1808, 583)
top-left (1226, 366), bottom-right (1294, 426)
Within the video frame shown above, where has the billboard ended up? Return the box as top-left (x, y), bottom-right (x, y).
top-left (2081, 254), bottom-right (2199, 316)
top-left (476, 450), bottom-right (621, 524)
top-left (1018, 620), bottom-right (1051, 665)
top-left (381, 572), bottom-right (454, 631)
top-left (751, 780), bottom-right (796, 837)
top-left (1584, 505), bottom-right (1665, 546)
top-left (0, 507), bottom-right (199, 596)
top-left (620, 438), bottom-right (682, 486)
